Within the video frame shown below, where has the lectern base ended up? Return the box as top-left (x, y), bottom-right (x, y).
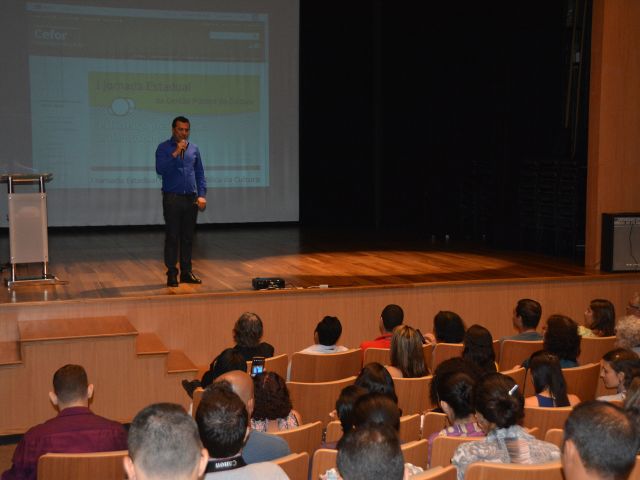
top-left (6, 274), bottom-right (57, 288)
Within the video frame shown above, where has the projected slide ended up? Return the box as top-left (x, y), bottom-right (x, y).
top-left (27, 3), bottom-right (269, 189)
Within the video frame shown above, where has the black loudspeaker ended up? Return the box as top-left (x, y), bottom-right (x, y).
top-left (601, 213), bottom-right (640, 272)
top-left (252, 277), bottom-right (285, 290)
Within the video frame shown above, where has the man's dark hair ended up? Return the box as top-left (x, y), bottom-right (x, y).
top-left (52, 364), bottom-right (88, 404)
top-left (195, 381), bottom-right (248, 458)
top-left (353, 393), bottom-right (401, 432)
top-left (381, 304), bottom-right (404, 332)
top-left (516, 299), bottom-right (542, 329)
top-left (337, 425), bottom-right (404, 480)
top-left (233, 312), bottom-right (264, 348)
top-left (172, 116), bottom-right (190, 128)
top-left (128, 403), bottom-right (202, 478)
top-left (433, 311), bottom-right (466, 343)
top-left (316, 316), bottom-right (343, 346)
top-left (544, 314), bottom-right (581, 363)
top-left (564, 401), bottom-right (640, 480)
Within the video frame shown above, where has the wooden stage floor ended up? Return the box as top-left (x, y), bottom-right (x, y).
top-left (0, 224), bottom-right (604, 304)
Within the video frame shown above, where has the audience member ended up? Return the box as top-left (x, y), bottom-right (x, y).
top-left (562, 401), bottom-right (640, 480)
top-left (598, 348), bottom-right (640, 402)
top-left (625, 292), bottom-right (640, 319)
top-left (524, 351), bottom-right (580, 407)
top-left (385, 325), bottom-right (428, 378)
top-left (182, 347), bottom-right (247, 398)
top-left (332, 385), bottom-right (368, 434)
top-left (462, 324), bottom-right (497, 374)
top-left (359, 304), bottom-right (404, 352)
top-left (232, 312), bottom-right (275, 361)
top-left (124, 403), bottom-right (208, 480)
top-left (251, 372), bottom-right (301, 432)
top-left (352, 393), bottom-right (401, 431)
top-left (1, 364), bottom-right (127, 480)
top-left (323, 395), bottom-right (422, 479)
top-left (299, 316), bottom-right (348, 354)
top-left (623, 377), bottom-right (640, 436)
top-left (500, 298), bottom-right (543, 342)
top-left (616, 314), bottom-right (640, 355)
top-left (429, 357), bottom-right (482, 408)
top-left (425, 311), bottom-right (466, 344)
top-left (196, 382), bottom-right (287, 479)
top-left (427, 371), bottom-right (483, 465)
top-left (579, 299), bottom-right (616, 337)
top-left (451, 373), bottom-right (560, 480)
top-left (523, 314), bottom-right (581, 368)
top-left (213, 370), bottom-right (290, 463)
top-left (354, 362), bottom-right (398, 403)
top-left (335, 426), bottom-right (406, 480)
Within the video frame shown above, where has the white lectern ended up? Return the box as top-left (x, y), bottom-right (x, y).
top-left (1, 173), bottom-right (56, 288)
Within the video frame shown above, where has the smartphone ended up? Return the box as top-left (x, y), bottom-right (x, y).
top-left (415, 329), bottom-right (427, 344)
top-left (250, 357), bottom-right (266, 377)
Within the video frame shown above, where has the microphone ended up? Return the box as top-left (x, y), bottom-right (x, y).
top-left (179, 141), bottom-right (188, 160)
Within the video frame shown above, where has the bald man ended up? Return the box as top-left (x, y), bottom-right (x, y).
top-left (213, 371), bottom-right (290, 463)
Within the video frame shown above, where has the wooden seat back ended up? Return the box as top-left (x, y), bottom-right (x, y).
top-left (246, 353), bottom-right (289, 380)
top-left (310, 448), bottom-right (337, 480)
top-left (363, 347), bottom-right (390, 366)
top-left (430, 435), bottom-right (481, 468)
top-left (401, 439), bottom-right (429, 470)
top-left (522, 406), bottom-right (573, 440)
top-left (290, 349), bottom-right (361, 382)
top-left (287, 376), bottom-right (356, 427)
top-left (499, 340), bottom-right (543, 371)
top-left (37, 450), bottom-right (127, 480)
top-left (465, 460), bottom-right (564, 480)
top-left (271, 421), bottom-right (323, 456)
top-left (544, 428), bottom-right (564, 448)
top-left (394, 375), bottom-right (433, 415)
top-left (562, 362), bottom-right (600, 401)
top-left (577, 335), bottom-right (616, 365)
top-left (325, 414), bottom-right (421, 445)
top-left (432, 343), bottom-right (464, 370)
top-left (411, 465), bottom-right (457, 480)
top-left (272, 452), bottom-right (309, 480)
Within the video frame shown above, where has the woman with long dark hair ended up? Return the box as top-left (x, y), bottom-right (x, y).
top-left (524, 351), bottom-right (580, 407)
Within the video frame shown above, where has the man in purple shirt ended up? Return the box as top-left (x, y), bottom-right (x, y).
top-left (155, 116), bottom-right (207, 287)
top-left (2, 364), bottom-right (127, 480)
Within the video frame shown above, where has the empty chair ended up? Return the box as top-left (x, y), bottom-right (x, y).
top-left (577, 335), bottom-right (617, 365)
top-left (411, 465), bottom-right (457, 480)
top-left (432, 343), bottom-right (464, 371)
top-left (522, 406), bottom-right (573, 440)
top-left (363, 347), bottom-right (390, 366)
top-left (398, 413), bottom-right (422, 443)
top-left (465, 461), bottom-right (564, 480)
top-left (272, 452), bottom-right (309, 480)
top-left (289, 349), bottom-right (361, 383)
top-left (544, 428), bottom-right (564, 448)
top-left (430, 436), bottom-right (480, 469)
top-left (310, 448), bottom-right (338, 480)
top-left (287, 376), bottom-right (356, 427)
top-left (394, 375), bottom-right (434, 415)
top-left (562, 362), bottom-right (601, 401)
top-left (499, 340), bottom-right (543, 371)
top-left (271, 421), bottom-right (323, 457)
top-left (401, 439), bottom-right (429, 470)
top-left (246, 353), bottom-right (289, 380)
top-left (37, 451), bottom-right (127, 480)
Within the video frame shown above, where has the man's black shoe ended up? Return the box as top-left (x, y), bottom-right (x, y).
top-left (167, 274), bottom-right (179, 287)
top-left (180, 272), bottom-right (202, 284)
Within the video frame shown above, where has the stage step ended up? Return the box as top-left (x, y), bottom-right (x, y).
top-left (19, 316), bottom-right (137, 343)
top-left (0, 341), bottom-right (21, 366)
top-left (136, 332), bottom-right (170, 356)
top-left (167, 350), bottom-right (198, 373)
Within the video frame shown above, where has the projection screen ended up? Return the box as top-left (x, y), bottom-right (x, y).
top-left (0, 0), bottom-right (299, 226)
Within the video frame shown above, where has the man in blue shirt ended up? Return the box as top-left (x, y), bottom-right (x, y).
top-left (156, 116), bottom-right (207, 287)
